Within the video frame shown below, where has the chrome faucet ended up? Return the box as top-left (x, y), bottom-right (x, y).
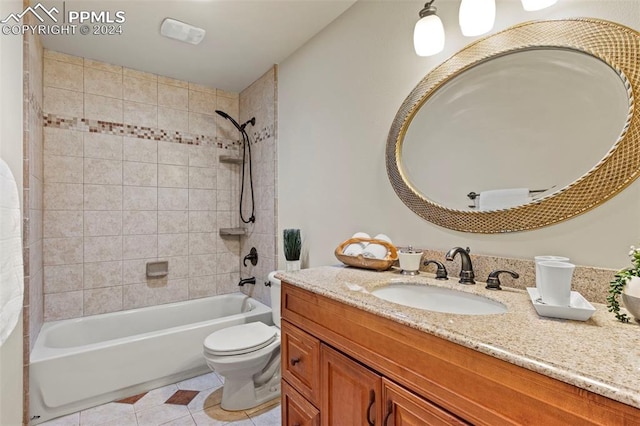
top-left (445, 247), bottom-right (475, 284)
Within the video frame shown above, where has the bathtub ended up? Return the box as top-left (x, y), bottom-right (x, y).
top-left (29, 293), bottom-right (273, 424)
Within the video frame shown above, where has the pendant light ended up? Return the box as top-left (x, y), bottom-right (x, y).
top-left (521, 0), bottom-right (558, 11)
top-left (414, 1), bottom-right (445, 57)
top-left (459, 0), bottom-right (495, 37)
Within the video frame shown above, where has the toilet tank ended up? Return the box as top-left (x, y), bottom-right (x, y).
top-left (267, 271), bottom-right (281, 328)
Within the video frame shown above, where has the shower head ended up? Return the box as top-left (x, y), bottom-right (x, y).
top-left (215, 110), bottom-right (256, 131)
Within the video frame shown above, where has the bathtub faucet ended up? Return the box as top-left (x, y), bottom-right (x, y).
top-left (238, 277), bottom-right (256, 286)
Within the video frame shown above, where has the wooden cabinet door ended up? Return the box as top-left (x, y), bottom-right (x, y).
top-left (382, 379), bottom-right (469, 426)
top-left (321, 344), bottom-right (383, 426)
top-left (282, 320), bottom-right (321, 406)
top-left (282, 380), bottom-right (320, 426)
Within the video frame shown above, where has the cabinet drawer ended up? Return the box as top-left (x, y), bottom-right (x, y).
top-left (282, 380), bottom-right (320, 426)
top-left (282, 320), bottom-right (321, 406)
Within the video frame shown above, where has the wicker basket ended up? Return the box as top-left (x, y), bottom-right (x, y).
top-left (334, 237), bottom-right (398, 271)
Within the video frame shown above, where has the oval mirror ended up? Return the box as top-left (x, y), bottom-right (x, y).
top-left (387, 19), bottom-right (640, 233)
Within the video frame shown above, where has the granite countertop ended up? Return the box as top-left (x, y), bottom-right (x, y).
top-left (277, 265), bottom-right (640, 410)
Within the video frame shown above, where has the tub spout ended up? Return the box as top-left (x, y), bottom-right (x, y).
top-left (239, 277), bottom-right (256, 286)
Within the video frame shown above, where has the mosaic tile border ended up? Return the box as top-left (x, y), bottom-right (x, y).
top-left (251, 123), bottom-right (275, 145)
top-left (43, 113), bottom-right (241, 149)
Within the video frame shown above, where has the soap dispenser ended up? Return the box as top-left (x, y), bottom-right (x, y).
top-left (398, 246), bottom-right (423, 275)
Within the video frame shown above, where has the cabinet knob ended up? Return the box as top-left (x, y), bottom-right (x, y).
top-left (290, 357), bottom-right (301, 366)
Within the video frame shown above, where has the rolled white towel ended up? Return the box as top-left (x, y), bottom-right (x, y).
top-left (343, 232), bottom-right (370, 256)
top-left (362, 234), bottom-right (392, 260)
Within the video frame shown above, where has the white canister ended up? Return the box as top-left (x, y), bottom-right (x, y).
top-left (398, 247), bottom-right (423, 273)
top-left (534, 255), bottom-right (570, 299)
top-left (537, 260), bottom-right (575, 306)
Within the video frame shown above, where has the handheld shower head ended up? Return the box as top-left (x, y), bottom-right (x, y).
top-left (215, 110), bottom-right (256, 131)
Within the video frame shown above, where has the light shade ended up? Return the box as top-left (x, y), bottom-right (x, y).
top-left (521, 0), bottom-right (558, 12)
top-left (160, 18), bottom-right (205, 45)
top-left (459, 0), bottom-right (496, 37)
top-left (414, 14), bottom-right (445, 56)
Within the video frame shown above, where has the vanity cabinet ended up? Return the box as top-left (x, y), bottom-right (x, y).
top-left (281, 281), bottom-right (640, 425)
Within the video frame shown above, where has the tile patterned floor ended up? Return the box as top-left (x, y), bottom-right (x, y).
top-left (39, 372), bottom-right (281, 426)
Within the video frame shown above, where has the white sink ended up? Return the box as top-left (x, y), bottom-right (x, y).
top-left (371, 283), bottom-right (507, 315)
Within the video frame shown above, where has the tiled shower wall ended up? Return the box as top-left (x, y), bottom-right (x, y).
top-left (41, 50), bottom-right (243, 321)
top-left (238, 67), bottom-right (278, 306)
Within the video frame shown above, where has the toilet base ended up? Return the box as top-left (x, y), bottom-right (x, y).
top-left (220, 371), bottom-right (281, 411)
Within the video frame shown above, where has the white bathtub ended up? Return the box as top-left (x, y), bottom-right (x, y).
top-left (29, 293), bottom-right (273, 424)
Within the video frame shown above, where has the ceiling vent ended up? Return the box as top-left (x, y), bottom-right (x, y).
top-left (160, 18), bottom-right (205, 45)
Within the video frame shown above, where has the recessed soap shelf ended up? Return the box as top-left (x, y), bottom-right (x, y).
top-left (146, 260), bottom-right (168, 278)
top-left (219, 155), bottom-right (243, 164)
top-left (219, 227), bottom-right (247, 237)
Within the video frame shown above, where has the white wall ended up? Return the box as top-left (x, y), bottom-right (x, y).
top-left (279, 0), bottom-right (640, 270)
top-left (0, 0), bottom-right (25, 424)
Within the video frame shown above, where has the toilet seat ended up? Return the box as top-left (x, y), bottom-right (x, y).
top-left (204, 322), bottom-right (277, 356)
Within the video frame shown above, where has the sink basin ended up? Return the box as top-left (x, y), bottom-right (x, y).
top-left (371, 283), bottom-right (507, 315)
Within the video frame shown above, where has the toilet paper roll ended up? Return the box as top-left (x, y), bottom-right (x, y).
top-left (362, 234), bottom-right (392, 260)
top-left (343, 232), bottom-right (370, 256)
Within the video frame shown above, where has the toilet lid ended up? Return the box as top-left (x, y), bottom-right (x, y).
top-left (204, 322), bottom-right (277, 356)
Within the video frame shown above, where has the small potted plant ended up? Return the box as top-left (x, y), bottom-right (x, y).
top-left (607, 245), bottom-right (640, 323)
top-left (283, 229), bottom-right (302, 271)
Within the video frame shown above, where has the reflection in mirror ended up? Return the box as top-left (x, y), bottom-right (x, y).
top-left (401, 48), bottom-right (630, 211)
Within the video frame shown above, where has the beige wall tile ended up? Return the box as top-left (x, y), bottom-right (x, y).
top-left (44, 183), bottom-right (83, 210)
top-left (217, 252), bottom-right (239, 274)
top-left (189, 145), bottom-right (216, 168)
top-left (44, 264), bottom-right (83, 293)
top-left (44, 58), bottom-right (83, 92)
top-left (189, 233), bottom-right (216, 255)
top-left (43, 87), bottom-right (84, 117)
top-left (123, 77), bottom-right (157, 104)
top-left (158, 75), bottom-right (188, 88)
top-left (123, 235), bottom-right (158, 260)
top-left (43, 210), bottom-right (83, 238)
top-left (158, 210), bottom-right (188, 234)
top-left (122, 258), bottom-right (154, 285)
top-left (158, 141), bottom-right (189, 166)
top-left (216, 273), bottom-right (241, 296)
top-left (217, 211), bottom-right (232, 229)
top-left (124, 67), bottom-right (157, 81)
top-left (188, 112), bottom-right (216, 136)
top-left (84, 158), bottom-right (122, 185)
top-left (189, 90), bottom-right (216, 115)
top-left (189, 254), bottom-right (216, 277)
top-left (44, 154), bottom-right (83, 183)
top-left (217, 89), bottom-right (239, 100)
top-left (44, 127), bottom-right (83, 157)
top-left (158, 107), bottom-right (189, 133)
top-left (84, 58), bottom-right (122, 74)
top-left (189, 211), bottom-right (216, 233)
top-left (44, 49), bottom-right (83, 66)
top-left (158, 188), bottom-right (188, 210)
top-left (84, 236), bottom-right (123, 263)
top-left (124, 101), bottom-right (157, 128)
top-left (44, 291), bottom-right (83, 321)
top-left (166, 256), bottom-right (189, 280)
top-left (84, 184), bottom-right (123, 210)
top-left (189, 189), bottom-right (216, 211)
top-left (84, 211), bottom-right (122, 236)
top-left (123, 279), bottom-right (188, 310)
top-left (84, 67), bottom-right (123, 99)
top-left (123, 161), bottom-right (157, 187)
top-left (217, 163), bottom-right (232, 189)
top-left (123, 137), bottom-right (157, 162)
top-left (189, 167), bottom-right (216, 189)
top-left (188, 82), bottom-right (216, 95)
top-left (158, 164), bottom-right (188, 188)
top-left (158, 233), bottom-right (189, 257)
top-left (188, 276), bottom-right (216, 299)
top-left (123, 186), bottom-right (157, 210)
top-left (84, 133), bottom-right (123, 160)
top-left (158, 84), bottom-right (188, 110)
top-left (217, 190), bottom-right (231, 211)
top-left (83, 261), bottom-right (123, 289)
top-left (85, 93), bottom-right (123, 122)
top-left (123, 210), bottom-right (157, 235)
top-left (43, 237), bottom-right (83, 265)
top-left (84, 286), bottom-right (123, 315)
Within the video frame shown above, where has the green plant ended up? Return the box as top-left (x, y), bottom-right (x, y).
top-left (283, 229), bottom-right (301, 261)
top-left (607, 245), bottom-right (640, 323)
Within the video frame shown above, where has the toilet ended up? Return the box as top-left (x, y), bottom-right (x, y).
top-left (203, 271), bottom-right (282, 411)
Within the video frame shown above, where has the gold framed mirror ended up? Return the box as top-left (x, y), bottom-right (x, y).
top-left (386, 19), bottom-right (640, 233)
